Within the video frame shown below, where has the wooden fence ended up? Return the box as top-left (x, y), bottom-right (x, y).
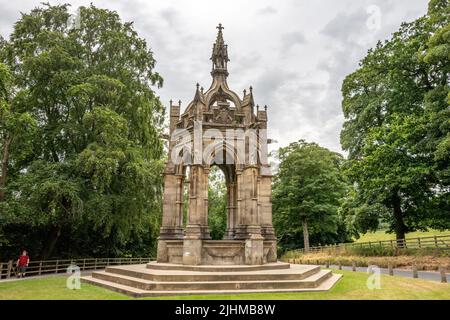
top-left (0, 257), bottom-right (155, 279)
top-left (292, 234), bottom-right (450, 255)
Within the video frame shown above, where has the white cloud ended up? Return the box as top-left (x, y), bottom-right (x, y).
top-left (0, 0), bottom-right (429, 154)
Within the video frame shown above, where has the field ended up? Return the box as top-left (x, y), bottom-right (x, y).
top-left (353, 230), bottom-right (449, 243)
top-left (0, 270), bottom-right (449, 300)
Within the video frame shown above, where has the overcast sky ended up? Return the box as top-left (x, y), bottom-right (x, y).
top-left (0, 0), bottom-right (429, 155)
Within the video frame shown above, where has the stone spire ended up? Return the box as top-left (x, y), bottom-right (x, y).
top-left (210, 23), bottom-right (229, 77)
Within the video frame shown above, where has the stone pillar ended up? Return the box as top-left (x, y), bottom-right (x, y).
top-left (157, 166), bottom-right (185, 262)
top-left (245, 234), bottom-right (264, 265)
top-left (224, 181), bottom-right (237, 239)
top-left (182, 239), bottom-right (202, 265)
top-left (259, 173), bottom-right (276, 241)
top-left (158, 171), bottom-right (184, 240)
top-left (184, 165), bottom-right (210, 239)
top-left (235, 166), bottom-right (262, 240)
top-left (183, 165), bottom-right (210, 265)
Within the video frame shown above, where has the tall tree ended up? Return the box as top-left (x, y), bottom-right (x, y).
top-left (0, 4), bottom-right (164, 259)
top-left (0, 62), bottom-right (36, 203)
top-left (273, 140), bottom-right (349, 252)
top-left (341, 0), bottom-right (449, 240)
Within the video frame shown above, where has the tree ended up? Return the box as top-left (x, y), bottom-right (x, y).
top-left (0, 4), bottom-right (164, 259)
top-left (207, 166), bottom-right (227, 240)
top-left (0, 63), bottom-right (36, 203)
top-left (341, 0), bottom-right (449, 240)
top-left (273, 140), bottom-right (350, 252)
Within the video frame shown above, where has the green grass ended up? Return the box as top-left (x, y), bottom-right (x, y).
top-left (0, 270), bottom-right (449, 300)
top-left (354, 229), bottom-right (449, 243)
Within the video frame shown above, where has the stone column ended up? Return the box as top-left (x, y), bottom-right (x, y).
top-left (235, 166), bottom-right (262, 238)
top-left (157, 167), bottom-right (185, 263)
top-left (224, 181), bottom-right (236, 239)
top-left (234, 166), bottom-right (264, 264)
top-left (234, 167), bottom-right (244, 238)
top-left (259, 174), bottom-right (276, 240)
top-left (158, 171), bottom-right (184, 240)
top-left (183, 165), bottom-right (210, 265)
top-left (259, 171), bottom-right (277, 262)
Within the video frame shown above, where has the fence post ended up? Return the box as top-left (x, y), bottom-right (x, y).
top-left (55, 260), bottom-right (59, 274)
top-left (94, 258), bottom-right (98, 269)
top-left (107, 258), bottom-right (110, 266)
top-left (388, 263), bottom-right (393, 276)
top-left (417, 238), bottom-right (421, 248)
top-left (352, 261), bottom-right (356, 271)
top-left (434, 236), bottom-right (438, 248)
top-left (7, 260), bottom-right (13, 278)
top-left (338, 261), bottom-right (342, 270)
top-left (439, 266), bottom-right (447, 283)
top-left (83, 259), bottom-right (86, 271)
top-left (0, 262), bottom-right (3, 279)
top-left (413, 265), bottom-right (418, 279)
top-left (325, 260), bottom-right (330, 268)
top-left (390, 240), bottom-right (394, 249)
top-left (38, 261), bottom-right (42, 276)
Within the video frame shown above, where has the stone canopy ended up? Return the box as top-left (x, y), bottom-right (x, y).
top-left (157, 24), bottom-right (277, 265)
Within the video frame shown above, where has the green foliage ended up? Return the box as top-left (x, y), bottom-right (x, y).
top-left (340, 0), bottom-right (450, 240)
top-left (207, 166), bottom-right (227, 240)
top-left (0, 4), bottom-right (164, 260)
top-left (273, 140), bottom-right (352, 252)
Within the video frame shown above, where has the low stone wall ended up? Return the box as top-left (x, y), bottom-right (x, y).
top-left (157, 239), bottom-right (277, 265)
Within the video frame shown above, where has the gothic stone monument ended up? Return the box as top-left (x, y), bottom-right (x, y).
top-left (157, 23), bottom-right (277, 266)
top-left (82, 25), bottom-right (342, 296)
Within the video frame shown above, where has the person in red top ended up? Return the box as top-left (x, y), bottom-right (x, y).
top-left (16, 250), bottom-right (30, 278)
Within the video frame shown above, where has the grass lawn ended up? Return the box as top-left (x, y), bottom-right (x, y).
top-left (354, 229), bottom-right (449, 243)
top-left (0, 270), bottom-right (449, 300)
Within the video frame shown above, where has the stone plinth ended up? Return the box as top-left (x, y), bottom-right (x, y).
top-left (82, 262), bottom-right (343, 297)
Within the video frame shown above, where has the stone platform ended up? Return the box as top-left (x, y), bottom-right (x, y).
top-left (81, 262), bottom-right (342, 297)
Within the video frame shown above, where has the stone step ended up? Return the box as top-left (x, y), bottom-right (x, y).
top-left (146, 261), bottom-right (290, 272)
top-left (105, 264), bottom-right (320, 282)
top-left (81, 273), bottom-right (343, 298)
top-left (91, 269), bottom-right (333, 291)
top-left (81, 276), bottom-right (149, 298)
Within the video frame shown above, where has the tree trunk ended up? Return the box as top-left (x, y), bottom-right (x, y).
top-left (392, 191), bottom-right (406, 245)
top-left (0, 135), bottom-right (11, 202)
top-left (302, 216), bottom-right (310, 253)
top-left (40, 225), bottom-right (62, 260)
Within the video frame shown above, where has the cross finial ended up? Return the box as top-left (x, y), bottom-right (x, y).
top-left (216, 23), bottom-right (224, 32)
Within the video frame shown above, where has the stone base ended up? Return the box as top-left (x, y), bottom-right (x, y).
top-left (158, 227), bottom-right (184, 240)
top-left (82, 262), bottom-right (343, 297)
top-left (157, 239), bottom-right (277, 265)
